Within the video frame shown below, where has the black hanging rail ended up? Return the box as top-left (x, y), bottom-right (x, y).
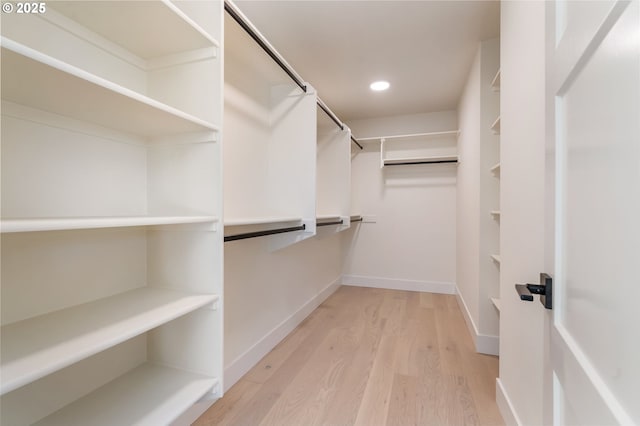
top-left (350, 215), bottom-right (363, 223)
top-left (224, 1), bottom-right (307, 93)
top-left (351, 135), bottom-right (363, 150)
top-left (317, 100), bottom-right (344, 131)
top-left (224, 224), bottom-right (306, 242)
top-left (384, 159), bottom-right (458, 166)
top-left (317, 219), bottom-right (344, 227)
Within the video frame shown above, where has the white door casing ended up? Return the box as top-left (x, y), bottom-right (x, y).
top-left (546, 1), bottom-right (640, 424)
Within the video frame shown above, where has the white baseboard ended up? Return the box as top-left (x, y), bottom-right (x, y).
top-left (223, 276), bottom-right (341, 392)
top-left (496, 378), bottom-right (522, 426)
top-left (342, 274), bottom-right (456, 294)
top-left (455, 289), bottom-right (500, 356)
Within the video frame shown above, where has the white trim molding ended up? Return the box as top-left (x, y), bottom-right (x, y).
top-left (223, 277), bottom-right (341, 391)
top-left (342, 274), bottom-right (456, 294)
top-left (455, 288), bottom-right (499, 356)
top-left (497, 378), bottom-right (522, 426)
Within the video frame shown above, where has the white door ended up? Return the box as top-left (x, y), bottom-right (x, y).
top-left (546, 0), bottom-right (640, 424)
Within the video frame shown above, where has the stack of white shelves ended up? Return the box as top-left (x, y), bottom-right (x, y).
top-left (358, 131), bottom-right (459, 167)
top-left (1, 2), bottom-right (223, 424)
top-left (489, 68), bottom-right (502, 311)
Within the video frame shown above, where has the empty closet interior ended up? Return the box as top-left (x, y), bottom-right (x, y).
top-left (1, 0), bottom-right (503, 423)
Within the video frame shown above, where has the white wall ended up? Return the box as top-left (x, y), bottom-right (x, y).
top-left (497, 2), bottom-right (546, 425)
top-left (343, 112), bottom-right (457, 293)
top-left (456, 38), bottom-right (500, 355)
top-left (223, 233), bottom-right (344, 390)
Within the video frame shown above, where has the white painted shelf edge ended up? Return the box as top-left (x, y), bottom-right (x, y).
top-left (0, 288), bottom-right (218, 395)
top-left (0, 216), bottom-right (218, 233)
top-left (491, 69), bottom-right (501, 91)
top-left (490, 162), bottom-right (501, 174)
top-left (1, 38), bottom-right (219, 138)
top-left (490, 210), bottom-right (501, 217)
top-left (358, 130), bottom-right (460, 142)
top-left (491, 297), bottom-right (501, 311)
top-left (224, 216), bottom-right (302, 227)
top-left (383, 155), bottom-right (458, 165)
top-left (491, 254), bottom-right (502, 264)
top-left (32, 364), bottom-right (218, 426)
top-left (491, 116), bottom-right (501, 134)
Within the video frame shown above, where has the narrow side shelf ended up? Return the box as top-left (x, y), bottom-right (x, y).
top-left (490, 211), bottom-right (501, 219)
top-left (0, 288), bottom-right (218, 395)
top-left (1, 216), bottom-right (218, 233)
top-left (383, 155), bottom-right (458, 166)
top-left (1, 39), bottom-right (219, 138)
top-left (491, 116), bottom-right (501, 135)
top-left (32, 364), bottom-right (218, 426)
top-left (490, 162), bottom-right (501, 175)
top-left (491, 254), bottom-right (502, 264)
top-left (491, 297), bottom-right (501, 312)
top-left (491, 69), bottom-right (501, 92)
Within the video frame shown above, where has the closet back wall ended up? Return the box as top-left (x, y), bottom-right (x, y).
top-left (343, 111), bottom-right (457, 293)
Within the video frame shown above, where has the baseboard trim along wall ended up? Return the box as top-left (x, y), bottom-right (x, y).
top-left (342, 275), bottom-right (456, 294)
top-left (455, 288), bottom-right (499, 356)
top-left (223, 276), bottom-right (342, 391)
top-left (496, 378), bottom-right (522, 426)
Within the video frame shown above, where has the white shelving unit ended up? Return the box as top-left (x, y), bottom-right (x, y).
top-left (223, 8), bottom-right (317, 246)
top-left (1, 2), bottom-right (224, 424)
top-left (316, 105), bottom-right (351, 232)
top-left (489, 67), bottom-right (501, 314)
top-left (358, 131), bottom-right (459, 168)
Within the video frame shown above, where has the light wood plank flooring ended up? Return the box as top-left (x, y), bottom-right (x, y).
top-left (195, 286), bottom-right (504, 426)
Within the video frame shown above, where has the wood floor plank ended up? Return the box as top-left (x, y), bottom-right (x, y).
top-left (196, 287), bottom-right (504, 426)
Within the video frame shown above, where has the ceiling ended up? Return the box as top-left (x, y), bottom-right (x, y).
top-left (233, 1), bottom-right (500, 122)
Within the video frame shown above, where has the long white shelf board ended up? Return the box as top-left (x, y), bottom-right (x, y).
top-left (224, 216), bottom-right (302, 227)
top-left (491, 254), bottom-right (502, 264)
top-left (33, 364), bottom-right (217, 426)
top-left (491, 297), bottom-right (501, 312)
top-left (383, 155), bottom-right (458, 165)
top-left (0, 288), bottom-right (218, 395)
top-left (1, 39), bottom-right (219, 138)
top-left (48, 1), bottom-right (219, 60)
top-left (359, 130), bottom-right (460, 142)
top-left (1, 215), bottom-right (218, 233)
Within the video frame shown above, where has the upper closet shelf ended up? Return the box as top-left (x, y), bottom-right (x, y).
top-left (491, 116), bottom-right (501, 135)
top-left (1, 39), bottom-right (219, 139)
top-left (48, 0), bottom-right (219, 60)
top-left (32, 363), bottom-right (217, 426)
top-left (224, 216), bottom-right (302, 227)
top-left (359, 130), bottom-right (460, 143)
top-left (0, 287), bottom-right (218, 395)
top-left (1, 216), bottom-right (218, 233)
top-left (491, 69), bottom-right (501, 92)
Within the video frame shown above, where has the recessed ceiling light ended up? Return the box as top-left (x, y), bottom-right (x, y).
top-left (370, 80), bottom-right (390, 91)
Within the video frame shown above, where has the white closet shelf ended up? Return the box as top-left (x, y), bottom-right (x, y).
top-left (1, 39), bottom-right (219, 138)
top-left (491, 116), bottom-right (501, 135)
top-left (224, 216), bottom-right (302, 227)
top-left (359, 130), bottom-right (460, 142)
top-left (490, 162), bottom-right (501, 174)
top-left (0, 288), bottom-right (218, 395)
top-left (491, 69), bottom-right (501, 92)
top-left (383, 155), bottom-right (459, 166)
top-left (491, 297), bottom-right (501, 311)
top-left (48, 0), bottom-right (219, 59)
top-left (491, 254), bottom-right (502, 264)
top-left (490, 210), bottom-right (501, 218)
top-left (32, 364), bottom-right (218, 426)
top-left (1, 215), bottom-right (218, 233)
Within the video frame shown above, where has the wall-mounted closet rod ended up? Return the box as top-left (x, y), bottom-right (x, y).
top-left (224, 0), bottom-right (307, 93)
top-left (385, 159), bottom-right (458, 166)
top-left (351, 136), bottom-right (363, 150)
top-left (224, 224), bottom-right (306, 242)
top-left (350, 215), bottom-right (363, 223)
top-left (317, 220), bottom-right (344, 227)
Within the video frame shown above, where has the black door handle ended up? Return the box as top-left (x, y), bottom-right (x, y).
top-left (515, 273), bottom-right (553, 309)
